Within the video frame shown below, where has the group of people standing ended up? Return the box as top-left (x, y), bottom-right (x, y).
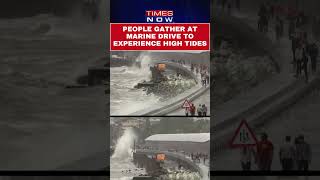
top-left (291, 31), bottom-right (319, 82)
top-left (279, 135), bottom-right (311, 171)
top-left (197, 104), bottom-right (208, 117)
top-left (257, 2), bottom-right (295, 34)
top-left (191, 63), bottom-right (210, 87)
top-left (240, 133), bottom-right (311, 171)
top-left (185, 103), bottom-right (208, 117)
top-left (256, 2), bottom-right (319, 83)
top-left (191, 63), bottom-right (209, 75)
top-left (191, 153), bottom-right (209, 164)
top-left (174, 59), bottom-right (186, 66)
top-left (201, 72), bottom-right (210, 87)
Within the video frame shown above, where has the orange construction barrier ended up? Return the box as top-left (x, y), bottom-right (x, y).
top-left (156, 153), bottom-right (166, 161)
top-left (157, 63), bottom-right (166, 71)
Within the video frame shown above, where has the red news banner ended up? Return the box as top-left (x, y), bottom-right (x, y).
top-left (110, 23), bottom-right (210, 51)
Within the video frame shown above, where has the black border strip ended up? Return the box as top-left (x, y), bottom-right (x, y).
top-left (110, 115), bottom-right (211, 118)
top-left (211, 171), bottom-right (320, 176)
top-left (0, 171), bottom-right (109, 176)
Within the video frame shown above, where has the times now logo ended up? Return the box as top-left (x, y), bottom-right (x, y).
top-left (145, 10), bottom-right (174, 23)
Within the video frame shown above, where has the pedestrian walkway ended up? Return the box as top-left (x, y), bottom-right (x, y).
top-left (169, 89), bottom-right (210, 115)
top-left (213, 4), bottom-right (320, 130)
top-left (213, 12), bottom-right (297, 127)
top-left (214, 1), bottom-right (320, 119)
top-left (168, 63), bottom-right (211, 116)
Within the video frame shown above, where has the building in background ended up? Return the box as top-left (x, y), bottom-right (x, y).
top-left (145, 133), bottom-right (210, 154)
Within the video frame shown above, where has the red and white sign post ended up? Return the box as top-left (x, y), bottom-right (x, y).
top-left (230, 119), bottom-right (258, 148)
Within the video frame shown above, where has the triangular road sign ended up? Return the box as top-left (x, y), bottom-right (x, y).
top-left (181, 99), bottom-right (191, 108)
top-left (230, 120), bottom-right (258, 148)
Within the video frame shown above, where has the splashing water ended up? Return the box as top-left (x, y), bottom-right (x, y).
top-left (112, 128), bottom-right (137, 159)
top-left (135, 52), bottom-right (153, 78)
top-left (110, 52), bottom-right (161, 115)
top-left (111, 128), bottom-right (145, 180)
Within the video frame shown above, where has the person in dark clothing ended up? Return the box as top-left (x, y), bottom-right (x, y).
top-left (275, 16), bottom-right (282, 41)
top-left (280, 18), bottom-right (284, 37)
top-left (270, 4), bottom-right (274, 19)
top-left (260, 15), bottom-right (268, 33)
top-left (258, 16), bottom-right (263, 32)
top-left (258, 3), bottom-right (269, 33)
top-left (288, 19), bottom-right (296, 39)
top-left (302, 32), bottom-right (308, 45)
top-left (296, 14), bottom-right (303, 28)
top-left (258, 4), bottom-right (268, 32)
top-left (263, 15), bottom-right (269, 33)
top-left (302, 43), bottom-right (309, 82)
top-left (197, 104), bottom-right (202, 117)
top-left (291, 33), bottom-right (299, 68)
top-left (206, 73), bottom-right (210, 85)
top-left (241, 147), bottom-right (255, 171)
top-left (202, 104), bottom-right (208, 116)
top-left (295, 135), bottom-right (312, 171)
top-left (185, 107), bottom-right (189, 117)
top-left (266, 2), bottom-right (274, 19)
top-left (297, 12), bottom-right (307, 27)
top-left (279, 136), bottom-right (295, 171)
top-left (307, 42), bottom-right (319, 73)
top-left (295, 43), bottom-right (303, 78)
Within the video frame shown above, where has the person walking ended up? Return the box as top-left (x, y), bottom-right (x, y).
top-left (307, 42), bottom-right (319, 73)
top-left (295, 135), bottom-right (312, 171)
top-left (202, 104), bottom-right (208, 116)
top-left (197, 104), bottom-right (203, 117)
top-left (280, 17), bottom-right (284, 37)
top-left (275, 16), bottom-right (282, 41)
top-left (279, 136), bottom-right (295, 170)
top-left (263, 15), bottom-right (269, 33)
top-left (267, 2), bottom-right (274, 20)
top-left (190, 103), bottom-right (196, 116)
top-left (258, 3), bottom-right (268, 32)
top-left (256, 133), bottom-right (274, 171)
top-left (202, 75), bottom-right (207, 87)
top-left (185, 107), bottom-right (189, 117)
top-left (295, 43), bottom-right (304, 77)
top-left (289, 19), bottom-right (296, 39)
top-left (206, 73), bottom-right (210, 85)
top-left (240, 146), bottom-right (255, 171)
top-left (302, 43), bottom-right (309, 82)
